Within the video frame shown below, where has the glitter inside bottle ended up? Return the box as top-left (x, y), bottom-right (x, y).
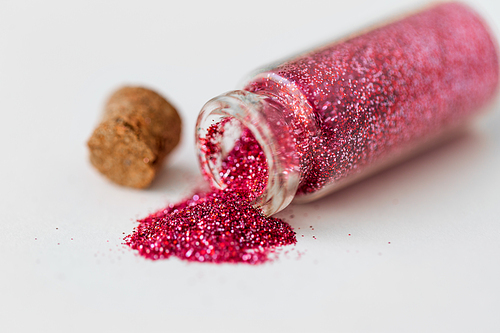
top-left (196, 2), bottom-right (499, 216)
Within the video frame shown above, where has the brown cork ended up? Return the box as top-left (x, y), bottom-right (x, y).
top-left (87, 86), bottom-right (182, 188)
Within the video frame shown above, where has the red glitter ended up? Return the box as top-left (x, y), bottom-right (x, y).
top-left (125, 129), bottom-right (296, 264)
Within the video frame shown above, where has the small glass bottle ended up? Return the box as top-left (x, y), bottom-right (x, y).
top-left (196, 2), bottom-right (499, 216)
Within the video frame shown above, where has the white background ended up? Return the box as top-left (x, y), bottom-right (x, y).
top-left (1, 0), bottom-right (500, 332)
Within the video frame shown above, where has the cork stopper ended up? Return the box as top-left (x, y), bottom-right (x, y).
top-left (87, 86), bottom-right (182, 188)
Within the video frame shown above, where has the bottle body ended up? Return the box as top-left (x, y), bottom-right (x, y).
top-left (196, 2), bottom-right (499, 216)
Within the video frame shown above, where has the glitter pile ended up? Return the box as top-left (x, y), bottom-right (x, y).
top-left (125, 129), bottom-right (296, 264)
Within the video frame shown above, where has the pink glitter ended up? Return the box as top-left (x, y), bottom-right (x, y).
top-left (125, 129), bottom-right (296, 264)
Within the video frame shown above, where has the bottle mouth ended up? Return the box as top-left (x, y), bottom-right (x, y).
top-left (197, 115), bottom-right (266, 193)
top-left (196, 90), bottom-right (300, 216)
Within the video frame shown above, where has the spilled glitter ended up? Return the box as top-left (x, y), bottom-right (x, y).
top-left (125, 128), bottom-right (296, 264)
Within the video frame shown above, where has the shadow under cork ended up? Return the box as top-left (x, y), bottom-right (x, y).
top-left (147, 162), bottom-right (207, 195)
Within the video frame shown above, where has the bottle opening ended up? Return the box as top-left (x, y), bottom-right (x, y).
top-left (198, 115), bottom-right (269, 200)
top-left (196, 90), bottom-right (301, 216)
top-left (198, 115), bottom-right (242, 190)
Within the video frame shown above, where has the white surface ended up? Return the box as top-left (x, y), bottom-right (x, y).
top-left (1, 1), bottom-right (500, 332)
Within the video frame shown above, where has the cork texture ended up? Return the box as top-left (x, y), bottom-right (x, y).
top-left (87, 86), bottom-right (182, 188)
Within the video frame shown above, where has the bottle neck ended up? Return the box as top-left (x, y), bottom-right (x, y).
top-left (196, 77), bottom-right (316, 216)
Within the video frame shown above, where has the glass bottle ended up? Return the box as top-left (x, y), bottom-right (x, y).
top-left (195, 2), bottom-right (499, 216)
